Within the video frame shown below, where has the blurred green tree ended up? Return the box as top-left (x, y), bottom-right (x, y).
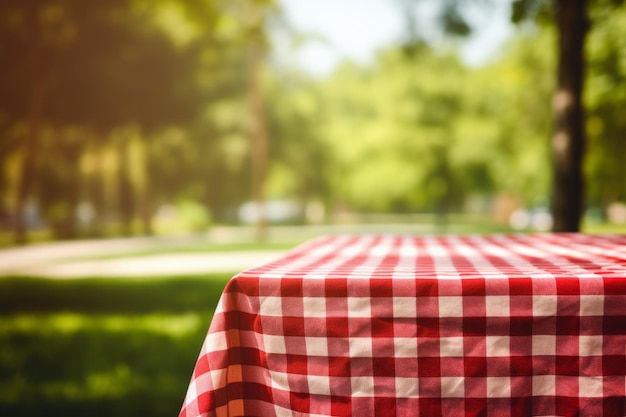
top-left (0, 0), bottom-right (264, 241)
top-left (397, 0), bottom-right (624, 231)
top-left (585, 2), bottom-right (626, 214)
top-left (470, 29), bottom-right (555, 207)
top-left (264, 71), bottom-right (331, 213)
top-left (0, 0), bottom-right (57, 242)
top-left (321, 47), bottom-right (472, 216)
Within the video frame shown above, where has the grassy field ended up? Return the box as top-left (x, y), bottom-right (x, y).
top-left (0, 274), bottom-right (232, 417)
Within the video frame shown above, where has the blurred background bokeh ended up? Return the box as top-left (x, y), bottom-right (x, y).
top-left (1, 0), bottom-right (625, 246)
top-left (1, 0), bottom-right (626, 416)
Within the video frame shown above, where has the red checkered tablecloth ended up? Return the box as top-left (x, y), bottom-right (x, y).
top-left (179, 234), bottom-right (626, 417)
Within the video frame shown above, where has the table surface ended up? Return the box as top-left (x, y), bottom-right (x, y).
top-left (179, 233), bottom-right (626, 417)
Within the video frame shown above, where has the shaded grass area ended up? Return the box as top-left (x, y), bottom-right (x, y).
top-left (0, 274), bottom-right (232, 417)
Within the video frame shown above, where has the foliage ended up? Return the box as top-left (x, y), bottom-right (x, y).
top-left (0, 0), bottom-right (256, 239)
top-left (321, 49), bottom-right (465, 212)
top-left (319, 34), bottom-right (554, 213)
top-left (585, 1), bottom-right (626, 209)
top-left (473, 28), bottom-right (555, 205)
top-left (264, 70), bottom-right (330, 203)
top-left (1, 0), bottom-right (626, 240)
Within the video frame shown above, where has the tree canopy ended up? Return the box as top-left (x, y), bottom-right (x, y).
top-left (1, 0), bottom-right (625, 242)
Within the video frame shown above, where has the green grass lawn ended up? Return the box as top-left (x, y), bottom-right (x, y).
top-left (0, 274), bottom-right (232, 417)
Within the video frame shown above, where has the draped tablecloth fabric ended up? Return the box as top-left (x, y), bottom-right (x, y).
top-left (179, 234), bottom-right (626, 417)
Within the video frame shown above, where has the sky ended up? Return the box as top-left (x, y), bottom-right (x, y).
top-left (273, 0), bottom-right (515, 76)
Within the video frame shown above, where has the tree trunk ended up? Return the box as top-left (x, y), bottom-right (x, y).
top-left (118, 138), bottom-right (135, 236)
top-left (551, 0), bottom-right (588, 232)
top-left (62, 143), bottom-right (81, 239)
top-left (88, 133), bottom-right (105, 238)
top-left (14, 4), bottom-right (44, 244)
top-left (140, 146), bottom-right (154, 236)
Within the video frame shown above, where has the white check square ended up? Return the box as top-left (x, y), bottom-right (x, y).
top-left (269, 370), bottom-right (289, 390)
top-left (580, 295), bottom-right (604, 316)
top-left (533, 296), bottom-right (557, 316)
top-left (532, 375), bottom-right (555, 396)
top-left (260, 296), bottom-right (283, 316)
top-left (440, 377), bottom-right (465, 398)
top-left (307, 374), bottom-right (331, 396)
top-left (348, 297), bottom-right (371, 318)
top-left (349, 337), bottom-right (373, 358)
top-left (439, 296), bottom-right (463, 317)
top-left (206, 331), bottom-right (228, 351)
top-left (487, 377), bottom-right (511, 397)
top-left (209, 368), bottom-right (226, 389)
top-left (532, 335), bottom-right (556, 356)
top-left (486, 335), bottom-right (510, 357)
top-left (274, 404), bottom-right (296, 417)
top-left (579, 335), bottom-right (603, 356)
top-left (579, 376), bottom-right (604, 397)
top-left (263, 334), bottom-right (287, 354)
top-left (393, 297), bottom-right (417, 317)
top-left (351, 376), bottom-right (375, 396)
top-left (395, 377), bottom-right (419, 397)
top-left (305, 337), bottom-right (329, 357)
top-left (486, 296), bottom-right (510, 317)
top-left (439, 337), bottom-right (465, 357)
top-left (303, 297), bottom-right (327, 317)
top-left (394, 337), bottom-right (418, 358)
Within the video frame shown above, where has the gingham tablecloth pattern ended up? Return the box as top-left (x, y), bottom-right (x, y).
top-left (179, 234), bottom-right (626, 417)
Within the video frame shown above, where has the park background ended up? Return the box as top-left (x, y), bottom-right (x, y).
top-left (1, 0), bottom-right (626, 416)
